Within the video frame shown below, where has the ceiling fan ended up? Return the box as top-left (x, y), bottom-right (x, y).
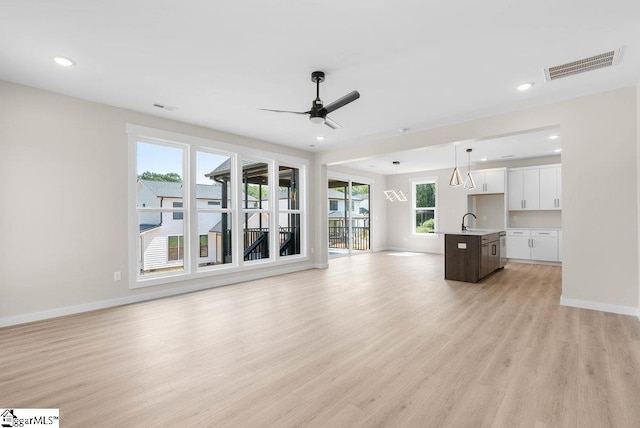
top-left (259, 71), bottom-right (360, 129)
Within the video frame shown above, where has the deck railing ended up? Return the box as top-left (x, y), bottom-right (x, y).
top-left (328, 226), bottom-right (370, 250)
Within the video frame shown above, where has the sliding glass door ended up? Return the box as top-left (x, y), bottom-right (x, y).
top-left (328, 178), bottom-right (370, 256)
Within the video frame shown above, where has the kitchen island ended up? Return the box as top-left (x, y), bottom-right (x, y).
top-left (440, 229), bottom-right (506, 283)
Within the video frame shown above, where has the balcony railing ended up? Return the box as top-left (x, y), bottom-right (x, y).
top-left (328, 226), bottom-right (370, 250)
top-left (243, 227), bottom-right (300, 260)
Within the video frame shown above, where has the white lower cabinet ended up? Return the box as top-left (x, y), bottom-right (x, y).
top-left (506, 230), bottom-right (531, 259)
top-left (506, 229), bottom-right (560, 262)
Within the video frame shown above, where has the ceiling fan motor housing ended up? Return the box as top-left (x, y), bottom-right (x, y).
top-left (311, 71), bottom-right (325, 83)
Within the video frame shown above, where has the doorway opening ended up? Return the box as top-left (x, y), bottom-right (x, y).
top-left (328, 178), bottom-right (371, 257)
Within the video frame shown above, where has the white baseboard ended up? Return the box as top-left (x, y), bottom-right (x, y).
top-left (0, 263), bottom-right (316, 328)
top-left (384, 247), bottom-right (444, 255)
top-left (560, 296), bottom-right (640, 317)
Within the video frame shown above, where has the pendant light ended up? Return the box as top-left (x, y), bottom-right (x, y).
top-left (464, 148), bottom-right (476, 190)
top-left (449, 146), bottom-right (463, 187)
top-left (384, 161), bottom-right (408, 202)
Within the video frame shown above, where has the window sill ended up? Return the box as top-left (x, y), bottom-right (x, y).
top-left (130, 254), bottom-right (310, 289)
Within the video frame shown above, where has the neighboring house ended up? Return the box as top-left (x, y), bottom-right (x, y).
top-left (137, 179), bottom-right (229, 273)
top-left (327, 189), bottom-right (369, 228)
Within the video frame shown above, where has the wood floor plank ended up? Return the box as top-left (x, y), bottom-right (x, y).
top-left (1, 253), bottom-right (639, 427)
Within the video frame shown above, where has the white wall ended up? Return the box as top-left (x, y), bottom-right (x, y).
top-left (385, 167), bottom-right (466, 253)
top-left (317, 86), bottom-right (639, 311)
top-left (0, 80), bottom-right (315, 322)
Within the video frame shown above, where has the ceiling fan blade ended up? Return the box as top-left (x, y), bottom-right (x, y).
top-left (324, 116), bottom-right (340, 129)
top-left (258, 108), bottom-right (308, 115)
top-left (322, 90), bottom-right (360, 114)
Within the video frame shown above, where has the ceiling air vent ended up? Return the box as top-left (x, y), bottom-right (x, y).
top-left (544, 48), bottom-right (621, 82)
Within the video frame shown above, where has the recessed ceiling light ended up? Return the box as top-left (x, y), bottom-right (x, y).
top-left (501, 155), bottom-right (515, 158)
top-left (481, 158), bottom-right (488, 162)
top-left (554, 148), bottom-right (562, 153)
top-left (53, 56), bottom-right (75, 67)
top-left (369, 165), bottom-right (376, 168)
top-left (316, 136), bottom-right (325, 141)
top-left (398, 128), bottom-right (411, 133)
top-left (517, 82), bottom-right (534, 91)
top-left (549, 135), bottom-right (559, 140)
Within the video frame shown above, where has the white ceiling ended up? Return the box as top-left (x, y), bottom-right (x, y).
top-left (1, 1), bottom-right (639, 154)
top-left (339, 129), bottom-right (562, 175)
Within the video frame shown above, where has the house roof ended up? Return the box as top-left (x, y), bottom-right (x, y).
top-left (328, 211), bottom-right (368, 219)
top-left (139, 179), bottom-right (258, 201)
top-left (328, 189), bottom-right (363, 200)
top-left (140, 224), bottom-right (162, 233)
top-left (139, 179), bottom-right (223, 199)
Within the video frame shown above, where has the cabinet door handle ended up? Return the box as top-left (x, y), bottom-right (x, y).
top-left (492, 244), bottom-right (497, 255)
top-left (524, 200), bottom-right (526, 209)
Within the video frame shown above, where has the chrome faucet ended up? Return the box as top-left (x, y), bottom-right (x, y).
top-left (461, 212), bottom-right (477, 231)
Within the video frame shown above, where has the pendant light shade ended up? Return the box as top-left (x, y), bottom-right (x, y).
top-left (464, 148), bottom-right (476, 190)
top-left (449, 146), bottom-right (463, 187)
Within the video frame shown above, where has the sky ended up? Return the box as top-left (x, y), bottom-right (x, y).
top-left (137, 142), bottom-right (229, 184)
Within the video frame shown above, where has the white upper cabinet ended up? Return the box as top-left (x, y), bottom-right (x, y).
top-left (467, 169), bottom-right (506, 195)
top-left (508, 169), bottom-right (540, 210)
top-left (539, 166), bottom-right (562, 210)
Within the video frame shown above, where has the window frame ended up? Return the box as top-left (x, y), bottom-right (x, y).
top-left (199, 235), bottom-right (208, 258)
top-left (128, 124), bottom-right (309, 289)
top-left (411, 177), bottom-right (438, 238)
top-left (168, 235), bottom-right (184, 261)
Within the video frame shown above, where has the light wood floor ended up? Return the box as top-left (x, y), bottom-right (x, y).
top-left (2, 252), bottom-right (640, 427)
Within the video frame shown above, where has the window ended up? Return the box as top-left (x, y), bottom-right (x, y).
top-left (200, 235), bottom-right (208, 257)
top-left (413, 180), bottom-right (437, 234)
top-left (329, 200), bottom-right (338, 211)
top-left (168, 235), bottom-right (184, 261)
top-left (278, 165), bottom-right (301, 257)
top-left (129, 124), bottom-right (308, 288)
top-left (173, 202), bottom-right (183, 220)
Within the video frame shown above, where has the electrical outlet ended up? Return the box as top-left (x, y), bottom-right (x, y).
top-left (310, 247), bottom-right (315, 254)
top-left (482, 216), bottom-right (487, 221)
top-left (113, 271), bottom-right (121, 281)
top-left (512, 215), bottom-right (518, 221)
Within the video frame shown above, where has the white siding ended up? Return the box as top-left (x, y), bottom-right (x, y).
top-left (140, 197), bottom-right (222, 272)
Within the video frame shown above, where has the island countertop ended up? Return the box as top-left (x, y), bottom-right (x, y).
top-left (435, 229), bottom-right (505, 236)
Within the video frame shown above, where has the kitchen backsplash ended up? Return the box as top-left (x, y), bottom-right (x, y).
top-left (509, 210), bottom-right (562, 228)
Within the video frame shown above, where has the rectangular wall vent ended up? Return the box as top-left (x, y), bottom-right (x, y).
top-left (544, 49), bottom-right (621, 81)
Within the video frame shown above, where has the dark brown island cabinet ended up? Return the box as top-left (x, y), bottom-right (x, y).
top-left (444, 231), bottom-right (504, 283)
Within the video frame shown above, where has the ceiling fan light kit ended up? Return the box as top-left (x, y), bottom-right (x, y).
top-left (259, 71), bottom-right (360, 129)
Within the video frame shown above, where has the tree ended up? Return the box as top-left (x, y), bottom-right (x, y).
top-left (416, 183), bottom-right (435, 207)
top-left (138, 171), bottom-right (182, 182)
